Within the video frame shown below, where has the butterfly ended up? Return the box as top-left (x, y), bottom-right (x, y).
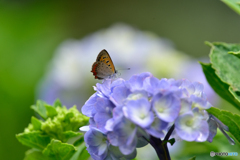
top-left (91, 49), bottom-right (117, 80)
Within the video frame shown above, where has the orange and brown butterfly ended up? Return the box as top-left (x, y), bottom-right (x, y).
top-left (91, 49), bottom-right (117, 80)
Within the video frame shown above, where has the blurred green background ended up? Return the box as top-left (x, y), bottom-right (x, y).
top-left (1, 0), bottom-right (240, 159)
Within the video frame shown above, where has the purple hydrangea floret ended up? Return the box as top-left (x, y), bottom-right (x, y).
top-left (80, 72), bottom-right (230, 160)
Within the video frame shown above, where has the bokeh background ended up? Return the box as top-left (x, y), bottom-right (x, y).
top-left (1, 0), bottom-right (240, 159)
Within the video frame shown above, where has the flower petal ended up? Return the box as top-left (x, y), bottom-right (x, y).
top-left (81, 93), bottom-right (98, 117)
top-left (152, 93), bottom-right (181, 122)
top-left (123, 98), bottom-right (154, 128)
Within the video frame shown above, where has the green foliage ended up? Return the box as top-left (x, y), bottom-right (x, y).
top-left (168, 138), bottom-right (175, 146)
top-left (208, 42), bottom-right (240, 92)
top-left (200, 40), bottom-right (240, 159)
top-left (16, 99), bottom-right (90, 160)
top-left (207, 107), bottom-right (240, 144)
top-left (188, 156), bottom-right (196, 160)
top-left (45, 105), bottom-right (58, 118)
top-left (228, 51), bottom-right (240, 58)
top-left (43, 139), bottom-right (76, 160)
top-left (201, 42), bottom-right (240, 111)
top-left (200, 62), bottom-right (240, 110)
top-left (54, 99), bottom-right (63, 108)
top-left (70, 143), bottom-right (89, 160)
top-left (163, 138), bottom-right (175, 146)
top-left (24, 149), bottom-right (53, 160)
top-left (16, 131), bottom-right (51, 150)
top-left (31, 100), bottom-right (48, 120)
top-left (222, 0), bottom-right (240, 15)
top-left (31, 116), bottom-right (42, 130)
top-left (200, 46), bottom-right (240, 160)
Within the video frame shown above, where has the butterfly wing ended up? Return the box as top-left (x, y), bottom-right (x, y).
top-left (91, 49), bottom-right (116, 80)
top-left (96, 49), bottom-right (116, 73)
top-left (91, 61), bottom-right (114, 79)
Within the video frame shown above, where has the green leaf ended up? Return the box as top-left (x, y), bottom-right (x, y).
top-left (229, 87), bottom-right (240, 106)
top-left (70, 143), bottom-right (89, 160)
top-left (31, 116), bottom-right (42, 130)
top-left (45, 104), bottom-right (58, 118)
top-left (78, 148), bottom-right (90, 160)
top-left (208, 42), bottom-right (240, 90)
top-left (162, 138), bottom-right (175, 146)
top-left (168, 138), bottom-right (175, 146)
top-left (206, 42), bottom-right (240, 110)
top-left (43, 139), bottom-right (76, 160)
top-left (222, 0), bottom-right (240, 15)
top-left (65, 112), bottom-right (74, 121)
top-left (228, 50), bottom-right (240, 59)
top-left (24, 149), bottom-right (54, 160)
top-left (188, 156), bottom-right (196, 160)
top-left (200, 62), bottom-right (240, 110)
top-left (54, 99), bottom-right (62, 108)
top-left (63, 131), bottom-right (82, 140)
top-left (16, 131), bottom-right (50, 150)
top-left (31, 100), bottom-right (47, 119)
top-left (73, 136), bottom-right (84, 146)
top-left (207, 107), bottom-right (240, 144)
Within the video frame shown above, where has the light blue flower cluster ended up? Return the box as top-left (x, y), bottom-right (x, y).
top-left (81, 72), bottom-right (213, 160)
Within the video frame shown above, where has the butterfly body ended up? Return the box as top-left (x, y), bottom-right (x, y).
top-left (91, 49), bottom-right (117, 80)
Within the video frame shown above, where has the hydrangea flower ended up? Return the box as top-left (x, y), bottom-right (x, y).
top-left (80, 72), bottom-right (226, 160)
top-left (84, 128), bottom-right (136, 160)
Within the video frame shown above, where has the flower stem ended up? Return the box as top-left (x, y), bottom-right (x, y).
top-left (164, 124), bottom-right (175, 141)
top-left (146, 124), bottom-right (175, 160)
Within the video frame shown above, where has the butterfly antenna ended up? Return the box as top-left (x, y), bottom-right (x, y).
top-left (116, 68), bottom-right (130, 77)
top-left (117, 68), bottom-right (130, 71)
